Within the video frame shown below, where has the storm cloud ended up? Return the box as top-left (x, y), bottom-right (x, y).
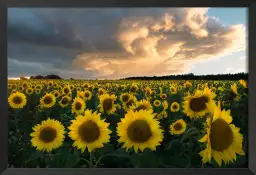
top-left (8, 8), bottom-right (246, 79)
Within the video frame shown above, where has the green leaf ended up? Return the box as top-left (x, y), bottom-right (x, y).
top-left (180, 127), bottom-right (200, 143)
top-left (164, 138), bottom-right (180, 150)
top-left (29, 151), bottom-right (44, 161)
top-left (64, 152), bottom-right (81, 168)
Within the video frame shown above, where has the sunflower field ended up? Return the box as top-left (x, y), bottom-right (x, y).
top-left (7, 79), bottom-right (248, 168)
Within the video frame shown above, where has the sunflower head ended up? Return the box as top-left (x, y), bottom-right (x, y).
top-left (120, 93), bottom-right (130, 104)
top-left (83, 90), bottom-right (92, 101)
top-left (40, 93), bottom-right (56, 108)
top-left (62, 86), bottom-right (71, 95)
top-left (199, 101), bottom-right (245, 167)
top-left (160, 93), bottom-right (167, 100)
top-left (131, 99), bottom-right (153, 112)
top-left (239, 80), bottom-right (247, 88)
top-left (68, 110), bottom-right (112, 153)
top-left (130, 84), bottom-right (138, 94)
top-left (35, 89), bottom-right (41, 94)
top-left (98, 94), bottom-right (117, 114)
top-left (153, 100), bottom-right (161, 107)
top-left (59, 95), bottom-right (71, 108)
top-left (8, 91), bottom-right (27, 109)
top-left (170, 119), bottom-right (187, 135)
top-left (184, 81), bottom-right (192, 89)
top-left (30, 119), bottom-right (65, 152)
top-left (117, 110), bottom-right (164, 153)
top-left (72, 97), bottom-right (86, 115)
top-left (170, 102), bottom-right (180, 112)
top-left (123, 95), bottom-right (137, 112)
top-left (170, 86), bottom-right (177, 94)
top-left (26, 88), bottom-right (34, 95)
top-left (183, 88), bottom-right (215, 119)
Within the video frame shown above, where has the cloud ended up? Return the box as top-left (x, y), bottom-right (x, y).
top-left (8, 8), bottom-right (247, 79)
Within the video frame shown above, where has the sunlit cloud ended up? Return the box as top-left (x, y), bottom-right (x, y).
top-left (72, 8), bottom-right (246, 79)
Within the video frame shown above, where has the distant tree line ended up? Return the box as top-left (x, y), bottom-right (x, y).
top-left (29, 74), bottom-right (62, 80)
top-left (122, 73), bottom-right (248, 80)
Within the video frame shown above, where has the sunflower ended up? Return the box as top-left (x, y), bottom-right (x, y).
top-left (145, 87), bottom-right (152, 97)
top-left (130, 99), bottom-right (153, 112)
top-left (35, 85), bottom-right (42, 90)
top-left (35, 89), bottom-right (41, 94)
top-left (170, 102), bottom-right (180, 112)
top-left (83, 90), bottom-right (92, 101)
top-left (183, 87), bottom-right (216, 119)
top-left (123, 95), bottom-right (137, 112)
top-left (117, 110), bottom-right (164, 153)
top-left (170, 86), bottom-right (177, 94)
top-left (62, 85), bottom-right (71, 95)
top-left (130, 84), bottom-right (138, 94)
top-left (48, 81), bottom-right (54, 88)
top-left (98, 88), bottom-right (105, 96)
top-left (153, 100), bottom-right (161, 107)
top-left (68, 110), bottom-right (112, 152)
top-left (77, 91), bottom-right (84, 99)
top-left (170, 119), bottom-right (187, 135)
top-left (59, 95), bottom-right (71, 108)
top-left (239, 80), bottom-right (247, 88)
top-left (26, 88), bottom-right (33, 95)
top-left (8, 92), bottom-right (27, 109)
top-left (40, 93), bottom-right (56, 108)
top-left (156, 110), bottom-right (168, 120)
top-left (151, 90), bottom-right (156, 97)
top-left (227, 83), bottom-right (240, 101)
top-left (52, 90), bottom-right (61, 98)
top-left (160, 93), bottom-right (167, 100)
top-left (72, 97), bottom-right (86, 115)
top-left (22, 82), bottom-right (29, 89)
top-left (30, 119), bottom-right (65, 152)
top-left (120, 93), bottom-right (130, 104)
top-left (98, 94), bottom-right (117, 114)
top-left (199, 101), bottom-right (245, 167)
top-left (184, 81), bottom-right (192, 89)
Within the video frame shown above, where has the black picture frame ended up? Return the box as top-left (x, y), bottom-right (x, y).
top-left (1, 0), bottom-right (255, 175)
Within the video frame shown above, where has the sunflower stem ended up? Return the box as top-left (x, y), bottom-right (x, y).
top-left (89, 152), bottom-right (94, 168)
top-left (14, 109), bottom-right (19, 131)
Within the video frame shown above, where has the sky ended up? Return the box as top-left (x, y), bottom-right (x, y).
top-left (7, 8), bottom-right (248, 80)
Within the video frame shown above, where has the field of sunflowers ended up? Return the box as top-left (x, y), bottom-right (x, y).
top-left (7, 79), bottom-right (248, 168)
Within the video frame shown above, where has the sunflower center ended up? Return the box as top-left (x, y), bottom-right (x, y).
top-left (161, 94), bottom-right (166, 99)
top-left (172, 104), bottom-right (178, 110)
top-left (189, 96), bottom-right (208, 112)
top-left (126, 99), bottom-right (135, 108)
top-left (155, 101), bottom-right (160, 106)
top-left (209, 118), bottom-right (233, 152)
top-left (122, 95), bottom-right (129, 102)
top-left (78, 120), bottom-right (100, 143)
top-left (127, 120), bottom-right (152, 143)
top-left (103, 99), bottom-right (113, 111)
top-left (39, 127), bottom-right (57, 143)
top-left (75, 102), bottom-right (82, 110)
top-left (84, 93), bottom-right (90, 98)
top-left (13, 96), bottom-right (22, 104)
top-left (54, 93), bottom-right (58, 97)
top-left (173, 123), bottom-right (182, 131)
top-left (64, 88), bottom-right (69, 94)
top-left (228, 91), bottom-right (237, 101)
top-left (135, 105), bottom-right (148, 112)
top-left (62, 97), bottom-right (69, 104)
top-left (43, 96), bottom-right (53, 104)
top-left (131, 86), bottom-right (137, 93)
